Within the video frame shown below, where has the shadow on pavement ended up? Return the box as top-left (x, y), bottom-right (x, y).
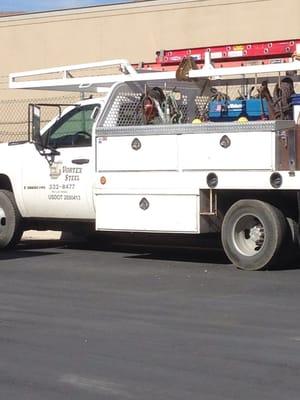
top-left (10, 233), bottom-right (300, 271)
top-left (0, 240), bottom-right (64, 261)
top-left (0, 249), bottom-right (62, 261)
top-left (61, 238), bottom-right (300, 272)
top-left (65, 232), bottom-right (231, 265)
top-left (125, 248), bottom-right (231, 265)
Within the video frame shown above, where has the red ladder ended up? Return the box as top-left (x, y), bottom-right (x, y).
top-left (155, 39), bottom-right (300, 67)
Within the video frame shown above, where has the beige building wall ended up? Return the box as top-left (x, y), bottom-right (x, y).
top-left (0, 0), bottom-right (299, 101)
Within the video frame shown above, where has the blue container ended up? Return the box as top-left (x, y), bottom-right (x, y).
top-left (208, 99), bottom-right (268, 121)
top-left (291, 94), bottom-right (300, 105)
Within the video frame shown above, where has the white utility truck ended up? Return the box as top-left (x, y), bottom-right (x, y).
top-left (2, 44), bottom-right (300, 270)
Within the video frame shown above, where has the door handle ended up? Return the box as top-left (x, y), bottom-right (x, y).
top-left (72, 158), bottom-right (90, 165)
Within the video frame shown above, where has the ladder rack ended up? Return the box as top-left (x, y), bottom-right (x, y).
top-left (9, 41), bottom-right (300, 94)
top-left (9, 59), bottom-right (141, 93)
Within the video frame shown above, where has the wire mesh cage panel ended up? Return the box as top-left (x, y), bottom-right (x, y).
top-left (98, 75), bottom-right (300, 129)
top-left (99, 80), bottom-right (212, 128)
top-left (109, 92), bottom-right (144, 127)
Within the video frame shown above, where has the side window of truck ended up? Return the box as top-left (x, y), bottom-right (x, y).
top-left (46, 104), bottom-right (98, 148)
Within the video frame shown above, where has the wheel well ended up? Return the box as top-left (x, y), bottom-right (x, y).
top-left (217, 190), bottom-right (299, 221)
top-left (0, 174), bottom-right (13, 192)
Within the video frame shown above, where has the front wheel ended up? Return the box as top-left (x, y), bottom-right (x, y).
top-left (0, 190), bottom-right (23, 249)
top-left (221, 200), bottom-right (287, 271)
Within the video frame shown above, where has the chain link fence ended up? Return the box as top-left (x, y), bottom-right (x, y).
top-left (0, 95), bottom-right (81, 143)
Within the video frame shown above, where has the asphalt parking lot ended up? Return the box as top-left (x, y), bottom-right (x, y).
top-left (0, 234), bottom-right (300, 400)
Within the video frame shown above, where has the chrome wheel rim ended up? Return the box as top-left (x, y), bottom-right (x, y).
top-left (232, 214), bottom-right (265, 257)
top-left (0, 207), bottom-right (6, 234)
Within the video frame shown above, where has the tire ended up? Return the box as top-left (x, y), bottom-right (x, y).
top-left (221, 200), bottom-right (287, 271)
top-left (0, 190), bottom-right (23, 249)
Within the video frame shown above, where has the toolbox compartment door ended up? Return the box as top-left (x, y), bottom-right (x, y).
top-left (95, 193), bottom-right (199, 233)
top-left (97, 134), bottom-right (178, 172)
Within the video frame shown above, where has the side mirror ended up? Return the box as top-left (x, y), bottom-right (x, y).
top-left (28, 104), bottom-right (41, 144)
top-left (32, 105), bottom-right (41, 143)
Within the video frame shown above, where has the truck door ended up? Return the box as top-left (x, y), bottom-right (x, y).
top-left (21, 103), bottom-right (100, 219)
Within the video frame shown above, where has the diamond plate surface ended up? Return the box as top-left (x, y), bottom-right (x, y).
top-left (97, 120), bottom-right (295, 137)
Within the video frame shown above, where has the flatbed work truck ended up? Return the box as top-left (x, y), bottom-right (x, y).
top-left (2, 46), bottom-right (300, 270)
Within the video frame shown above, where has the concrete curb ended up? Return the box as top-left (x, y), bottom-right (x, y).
top-left (22, 230), bottom-right (62, 241)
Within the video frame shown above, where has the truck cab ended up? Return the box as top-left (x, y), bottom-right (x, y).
top-left (0, 96), bottom-right (105, 248)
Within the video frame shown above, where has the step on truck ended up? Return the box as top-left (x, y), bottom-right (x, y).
top-left (2, 41), bottom-right (300, 270)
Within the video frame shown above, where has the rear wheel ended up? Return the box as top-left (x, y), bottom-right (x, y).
top-left (221, 200), bottom-right (287, 271)
top-left (0, 190), bottom-right (23, 249)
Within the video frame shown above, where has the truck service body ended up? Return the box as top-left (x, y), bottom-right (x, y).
top-left (2, 41), bottom-right (300, 270)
